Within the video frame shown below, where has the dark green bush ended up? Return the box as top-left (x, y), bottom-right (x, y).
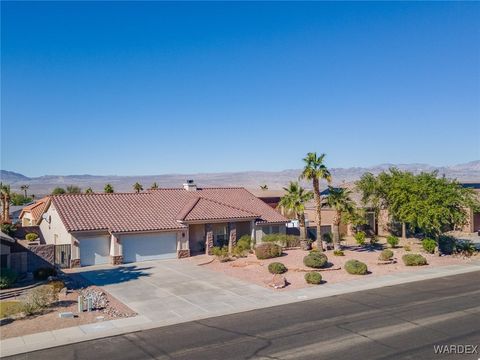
top-left (0, 223), bottom-right (16, 236)
top-left (26, 233), bottom-right (39, 241)
top-left (303, 252), bottom-right (328, 268)
top-left (422, 238), bottom-right (436, 254)
top-left (456, 240), bottom-right (476, 256)
top-left (354, 231), bottom-right (366, 245)
top-left (438, 235), bottom-right (455, 255)
top-left (322, 232), bottom-right (333, 244)
top-left (212, 246), bottom-right (230, 262)
top-left (378, 249), bottom-right (394, 261)
top-left (0, 268), bottom-right (18, 289)
top-left (402, 254), bottom-right (428, 266)
top-left (345, 260), bottom-right (368, 275)
top-left (304, 272), bottom-right (322, 284)
top-left (387, 235), bottom-right (399, 248)
top-left (333, 250), bottom-right (345, 256)
top-left (268, 262), bottom-right (288, 274)
top-left (33, 267), bottom-right (57, 280)
top-left (255, 243), bottom-right (282, 259)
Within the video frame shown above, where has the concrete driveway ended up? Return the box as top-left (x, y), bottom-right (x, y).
top-left (76, 259), bottom-right (290, 323)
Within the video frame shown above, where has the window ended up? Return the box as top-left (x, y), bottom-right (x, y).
top-left (271, 225), bottom-right (280, 234)
top-left (213, 225), bottom-right (228, 247)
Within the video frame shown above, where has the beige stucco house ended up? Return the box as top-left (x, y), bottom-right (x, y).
top-left (19, 197), bottom-right (50, 226)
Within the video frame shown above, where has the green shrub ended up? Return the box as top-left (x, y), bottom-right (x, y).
top-left (262, 234), bottom-right (300, 247)
top-left (232, 235), bottom-right (251, 257)
top-left (456, 240), bottom-right (476, 256)
top-left (268, 262), bottom-right (288, 274)
top-left (25, 233), bottom-right (39, 241)
top-left (255, 243), bottom-right (282, 259)
top-left (438, 235), bottom-right (455, 255)
top-left (0, 268), bottom-right (18, 289)
top-left (48, 280), bottom-right (66, 293)
top-left (21, 285), bottom-right (58, 316)
top-left (303, 252), bottom-right (328, 268)
top-left (387, 235), bottom-right (399, 248)
top-left (422, 238), bottom-right (437, 254)
top-left (0, 223), bottom-right (16, 236)
top-left (33, 267), bottom-right (57, 280)
top-left (345, 260), bottom-right (368, 275)
top-left (322, 232), bottom-right (333, 244)
top-left (354, 231), bottom-right (366, 245)
top-left (369, 235), bottom-right (379, 246)
top-left (333, 250), bottom-right (345, 256)
top-left (404, 244), bottom-right (411, 252)
top-left (304, 272), bottom-right (322, 284)
top-left (402, 254), bottom-right (428, 266)
top-left (212, 246), bottom-right (230, 262)
top-left (378, 249), bottom-right (394, 261)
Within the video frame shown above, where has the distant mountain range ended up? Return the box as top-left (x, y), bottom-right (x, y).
top-left (1, 161), bottom-right (479, 196)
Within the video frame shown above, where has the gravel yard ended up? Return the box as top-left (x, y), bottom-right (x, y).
top-left (194, 237), bottom-right (479, 290)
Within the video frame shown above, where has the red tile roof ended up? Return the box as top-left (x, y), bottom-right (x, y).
top-left (51, 187), bottom-right (287, 233)
top-left (20, 197), bottom-right (50, 224)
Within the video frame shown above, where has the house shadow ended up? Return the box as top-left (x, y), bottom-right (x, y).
top-left (71, 265), bottom-right (153, 287)
top-left (342, 244), bottom-right (385, 253)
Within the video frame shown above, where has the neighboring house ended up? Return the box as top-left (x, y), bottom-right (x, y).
top-left (19, 197), bottom-right (50, 226)
top-left (0, 230), bottom-right (15, 268)
top-left (460, 183), bottom-right (480, 233)
top-left (38, 181), bottom-right (287, 267)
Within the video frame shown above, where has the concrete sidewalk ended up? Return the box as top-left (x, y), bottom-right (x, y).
top-left (1, 261), bottom-right (480, 357)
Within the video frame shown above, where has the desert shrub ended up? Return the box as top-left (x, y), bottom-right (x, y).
top-left (369, 235), bottom-right (379, 246)
top-left (404, 244), bottom-right (411, 252)
top-left (387, 235), bottom-right (399, 248)
top-left (255, 243), bottom-right (282, 259)
top-left (456, 240), bottom-right (476, 256)
top-left (212, 246), bottom-right (230, 262)
top-left (333, 250), bottom-right (345, 256)
top-left (25, 233), bottom-right (39, 241)
top-left (378, 249), bottom-right (394, 261)
top-left (322, 232), bottom-right (333, 244)
top-left (21, 285), bottom-right (58, 315)
top-left (402, 254), bottom-right (428, 266)
top-left (354, 231), bottom-right (366, 245)
top-left (268, 262), bottom-right (288, 274)
top-left (285, 235), bottom-right (300, 248)
top-left (345, 260), bottom-right (368, 275)
top-left (33, 267), bottom-right (57, 280)
top-left (422, 238), bottom-right (437, 254)
top-left (232, 235), bottom-right (252, 257)
top-left (262, 234), bottom-right (300, 247)
top-left (48, 280), bottom-right (66, 293)
top-left (305, 272), bottom-right (322, 284)
top-left (303, 252), bottom-right (328, 268)
top-left (0, 268), bottom-right (18, 289)
top-left (438, 235), bottom-right (455, 255)
top-left (0, 223), bottom-right (16, 236)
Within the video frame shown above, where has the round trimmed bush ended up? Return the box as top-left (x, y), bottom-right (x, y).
top-left (255, 243), bottom-right (282, 260)
top-left (378, 249), bottom-right (394, 261)
top-left (305, 272), bottom-right (322, 285)
top-left (422, 238), bottom-right (436, 254)
top-left (345, 260), bottom-right (368, 275)
top-left (303, 252), bottom-right (328, 268)
top-left (387, 235), bottom-right (399, 248)
top-left (268, 262), bottom-right (287, 274)
top-left (402, 254), bottom-right (428, 266)
top-left (25, 233), bottom-right (39, 241)
top-left (354, 231), bottom-right (366, 245)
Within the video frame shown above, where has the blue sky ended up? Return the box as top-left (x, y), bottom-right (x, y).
top-left (1, 2), bottom-right (479, 177)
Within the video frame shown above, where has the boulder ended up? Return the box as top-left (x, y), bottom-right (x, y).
top-left (269, 274), bottom-right (287, 289)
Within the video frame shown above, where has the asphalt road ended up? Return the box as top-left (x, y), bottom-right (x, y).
top-left (7, 271), bottom-right (480, 360)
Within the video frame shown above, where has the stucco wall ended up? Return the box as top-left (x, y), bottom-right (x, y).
top-left (22, 213), bottom-right (34, 226)
top-left (39, 203), bottom-right (71, 245)
top-left (189, 224), bottom-right (205, 252)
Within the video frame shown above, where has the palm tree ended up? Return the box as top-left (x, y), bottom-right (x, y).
top-left (104, 184), bottom-right (114, 193)
top-left (324, 186), bottom-right (356, 250)
top-left (260, 184), bottom-right (268, 190)
top-left (300, 152), bottom-right (331, 252)
top-left (20, 184), bottom-right (29, 198)
top-left (85, 187), bottom-right (94, 194)
top-left (150, 182), bottom-right (159, 190)
top-left (133, 182), bottom-right (143, 193)
top-left (0, 183), bottom-right (12, 223)
top-left (278, 182), bottom-right (313, 240)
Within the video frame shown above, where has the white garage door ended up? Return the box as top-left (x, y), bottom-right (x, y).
top-left (122, 232), bottom-right (177, 263)
top-left (79, 236), bottom-right (110, 266)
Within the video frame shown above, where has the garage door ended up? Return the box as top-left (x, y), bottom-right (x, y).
top-left (79, 236), bottom-right (110, 266)
top-left (122, 232), bottom-right (177, 263)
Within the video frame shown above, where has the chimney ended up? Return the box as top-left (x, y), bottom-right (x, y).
top-left (183, 179), bottom-right (197, 191)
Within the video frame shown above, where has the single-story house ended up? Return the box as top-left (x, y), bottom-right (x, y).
top-left (19, 197), bottom-right (50, 226)
top-left (38, 181), bottom-right (287, 267)
top-left (460, 183), bottom-right (480, 233)
top-left (0, 230), bottom-right (15, 268)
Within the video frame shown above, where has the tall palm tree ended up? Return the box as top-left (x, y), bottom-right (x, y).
top-left (0, 183), bottom-right (12, 223)
top-left (260, 184), bottom-right (268, 190)
top-left (324, 186), bottom-right (356, 250)
top-left (150, 182), bottom-right (159, 190)
top-left (104, 184), bottom-right (114, 193)
top-left (300, 152), bottom-right (331, 252)
top-left (20, 184), bottom-right (29, 198)
top-left (133, 182), bottom-right (143, 193)
top-left (278, 182), bottom-right (313, 240)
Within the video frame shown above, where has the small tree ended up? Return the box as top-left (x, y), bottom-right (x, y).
top-left (66, 185), bottom-right (82, 194)
top-left (323, 186), bottom-right (356, 250)
top-left (133, 182), bottom-right (143, 193)
top-left (104, 184), bottom-right (114, 193)
top-left (85, 187), bottom-right (94, 194)
top-left (51, 187), bottom-right (66, 195)
top-left (150, 182), bottom-right (159, 190)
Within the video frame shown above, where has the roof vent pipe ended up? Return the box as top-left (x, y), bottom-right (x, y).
top-left (183, 180), bottom-right (197, 191)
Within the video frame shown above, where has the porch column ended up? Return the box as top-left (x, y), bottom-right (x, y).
top-left (205, 223), bottom-right (214, 255)
top-left (250, 220), bottom-right (256, 248)
top-left (110, 234), bottom-right (123, 265)
top-left (70, 235), bottom-right (80, 268)
top-left (228, 222), bottom-right (237, 254)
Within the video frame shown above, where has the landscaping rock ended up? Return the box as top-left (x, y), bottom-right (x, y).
top-left (269, 274), bottom-right (287, 289)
